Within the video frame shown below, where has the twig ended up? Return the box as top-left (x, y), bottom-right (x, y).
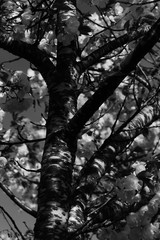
top-left (0, 206), bottom-right (25, 240)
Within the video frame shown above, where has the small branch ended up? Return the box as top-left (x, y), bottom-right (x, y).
top-left (0, 137), bottom-right (45, 146)
top-left (0, 34), bottom-right (55, 86)
top-left (0, 206), bottom-right (25, 240)
top-left (77, 27), bottom-right (148, 74)
top-left (129, 72), bottom-right (151, 90)
top-left (0, 182), bottom-right (37, 218)
top-left (68, 17), bottom-right (160, 137)
top-left (16, 160), bottom-right (41, 173)
top-left (0, 57), bottom-right (21, 65)
top-left (1, 210), bottom-right (18, 238)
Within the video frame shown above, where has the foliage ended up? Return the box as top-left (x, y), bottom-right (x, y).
top-left (0, 0), bottom-right (160, 240)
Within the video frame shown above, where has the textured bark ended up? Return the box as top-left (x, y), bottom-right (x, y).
top-left (77, 190), bottom-right (160, 234)
top-left (34, 130), bottom-right (74, 239)
top-left (81, 105), bottom-right (159, 180)
top-left (91, 189), bottom-right (160, 229)
top-left (0, 4), bottom-right (160, 240)
top-left (34, 1), bottom-right (80, 239)
top-left (34, 63), bottom-right (78, 240)
top-left (34, 16), bottom-right (160, 238)
top-left (69, 105), bottom-right (160, 234)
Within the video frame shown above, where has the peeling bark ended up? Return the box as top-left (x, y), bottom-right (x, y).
top-left (0, 3), bottom-right (160, 239)
top-left (69, 105), bottom-right (160, 235)
top-left (34, 1), bottom-right (80, 239)
top-left (34, 130), bottom-right (73, 239)
top-left (34, 61), bottom-right (78, 240)
top-left (34, 16), bottom-right (160, 239)
top-left (81, 105), bottom-right (159, 181)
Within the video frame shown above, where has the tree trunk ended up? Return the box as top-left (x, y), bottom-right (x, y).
top-left (34, 68), bottom-right (78, 240)
top-left (34, 1), bottom-right (80, 239)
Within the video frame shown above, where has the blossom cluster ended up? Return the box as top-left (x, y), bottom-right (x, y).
top-left (116, 175), bottom-right (142, 203)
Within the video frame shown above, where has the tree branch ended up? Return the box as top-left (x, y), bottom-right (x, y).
top-left (0, 34), bottom-right (55, 86)
top-left (0, 206), bottom-right (25, 240)
top-left (81, 104), bottom-right (159, 181)
top-left (68, 104), bottom-right (160, 231)
top-left (0, 182), bottom-right (37, 218)
top-left (68, 18), bottom-right (160, 137)
top-left (77, 28), bottom-right (148, 74)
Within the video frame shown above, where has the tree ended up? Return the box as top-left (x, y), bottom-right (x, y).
top-left (1, 0), bottom-right (160, 239)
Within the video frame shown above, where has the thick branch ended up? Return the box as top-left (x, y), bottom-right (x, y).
top-left (92, 189), bottom-right (160, 232)
top-left (68, 18), bottom-right (160, 137)
top-left (77, 28), bottom-right (147, 73)
top-left (69, 104), bottom-right (160, 231)
top-left (81, 105), bottom-right (159, 180)
top-left (0, 34), bottom-right (55, 86)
